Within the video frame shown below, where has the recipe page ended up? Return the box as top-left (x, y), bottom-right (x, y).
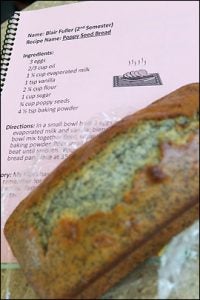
top-left (1, 1), bottom-right (198, 262)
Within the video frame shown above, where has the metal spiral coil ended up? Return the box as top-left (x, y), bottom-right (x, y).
top-left (1, 12), bottom-right (20, 93)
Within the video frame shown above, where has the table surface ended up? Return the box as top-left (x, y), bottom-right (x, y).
top-left (1, 1), bottom-right (199, 299)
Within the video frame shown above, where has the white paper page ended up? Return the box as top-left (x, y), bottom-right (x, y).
top-left (1, 1), bottom-right (198, 262)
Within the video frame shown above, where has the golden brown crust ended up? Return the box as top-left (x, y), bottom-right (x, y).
top-left (4, 83), bottom-right (199, 299)
top-left (74, 201), bottom-right (199, 299)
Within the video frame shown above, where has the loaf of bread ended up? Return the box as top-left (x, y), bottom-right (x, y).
top-left (4, 83), bottom-right (199, 299)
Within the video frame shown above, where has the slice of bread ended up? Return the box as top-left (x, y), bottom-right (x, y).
top-left (4, 83), bottom-right (199, 299)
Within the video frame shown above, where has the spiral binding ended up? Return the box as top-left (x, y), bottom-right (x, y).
top-left (1, 12), bottom-right (20, 93)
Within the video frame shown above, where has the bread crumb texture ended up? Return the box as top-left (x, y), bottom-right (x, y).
top-left (31, 114), bottom-right (199, 248)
